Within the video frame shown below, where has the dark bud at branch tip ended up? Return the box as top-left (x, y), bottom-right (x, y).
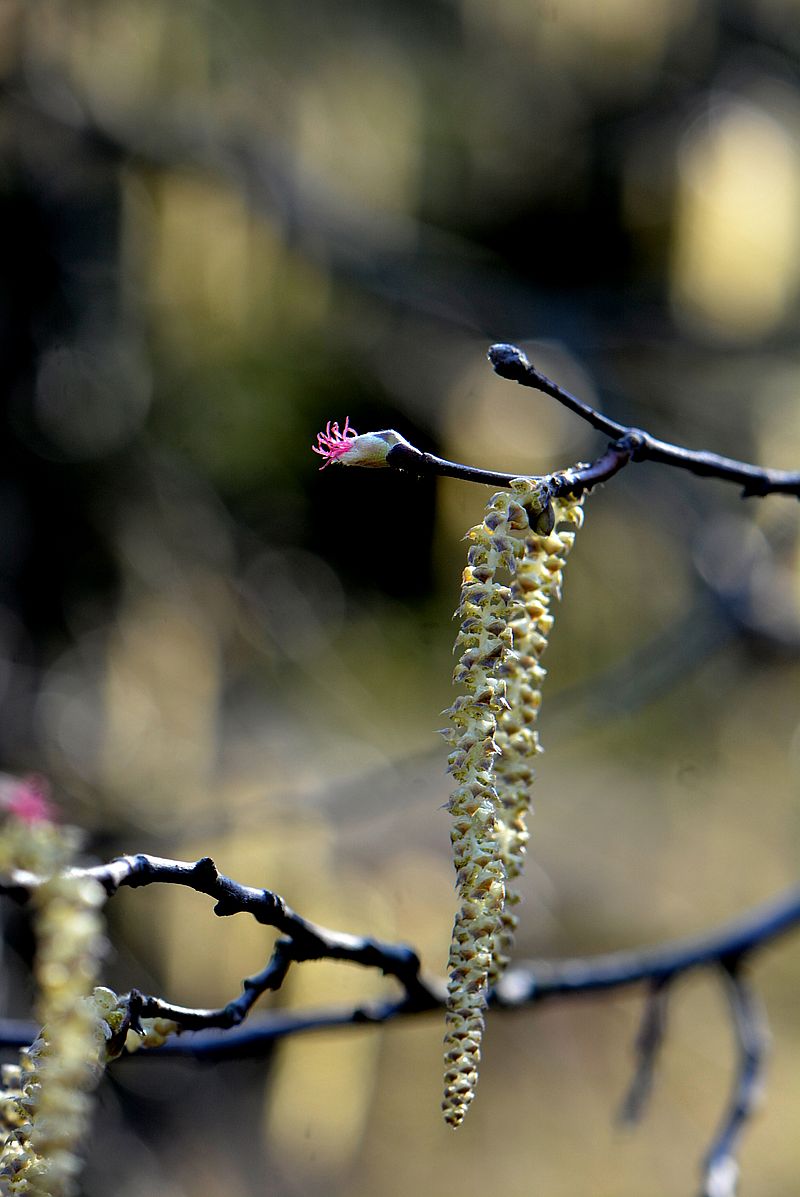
top-left (487, 344), bottom-right (531, 381)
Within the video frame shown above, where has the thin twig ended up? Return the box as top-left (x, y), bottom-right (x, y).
top-left (201, 882), bottom-right (794, 1042)
top-left (494, 887), bottom-right (800, 1005)
top-left (488, 343), bottom-right (800, 498)
top-left (699, 963), bottom-right (769, 1197)
top-left (618, 977), bottom-right (672, 1125)
top-left (385, 436), bottom-right (635, 496)
top-left (0, 853), bottom-right (439, 1032)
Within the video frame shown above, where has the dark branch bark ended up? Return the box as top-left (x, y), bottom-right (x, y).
top-left (379, 337), bottom-right (799, 502)
top-left (385, 437), bottom-right (635, 498)
top-left (1, 862), bottom-right (794, 1196)
top-left (0, 852), bottom-right (438, 1034)
top-left (489, 344), bottom-right (800, 499)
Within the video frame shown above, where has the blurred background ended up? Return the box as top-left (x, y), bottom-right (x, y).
top-left (0, 0), bottom-right (799, 1193)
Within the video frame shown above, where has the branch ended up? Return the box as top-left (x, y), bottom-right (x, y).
top-left (384, 436), bottom-right (635, 498)
top-left (494, 892), bottom-right (792, 1197)
top-left (489, 344), bottom-right (800, 499)
top-left (0, 853), bottom-right (439, 1035)
top-left (1, 859), bottom-right (794, 1195)
top-left (366, 337), bottom-right (798, 501)
top-left (0, 862), bottom-right (794, 1049)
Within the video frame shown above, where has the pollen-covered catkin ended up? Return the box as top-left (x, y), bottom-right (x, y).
top-left (442, 481), bottom-right (585, 1127)
top-left (441, 491), bottom-right (517, 1128)
top-left (490, 485), bottom-right (585, 980)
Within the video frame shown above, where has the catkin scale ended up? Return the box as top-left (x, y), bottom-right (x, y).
top-left (442, 480), bottom-right (585, 1127)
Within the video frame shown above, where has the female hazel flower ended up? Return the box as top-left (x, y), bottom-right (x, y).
top-left (312, 421), bottom-right (414, 469)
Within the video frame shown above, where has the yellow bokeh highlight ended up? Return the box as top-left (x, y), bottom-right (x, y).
top-left (462, 0), bottom-right (696, 81)
top-left (545, 0), bottom-right (694, 57)
top-left (26, 0), bottom-right (210, 109)
top-left (145, 171), bottom-right (331, 344)
top-left (671, 96), bottom-right (800, 340)
top-left (101, 595), bottom-right (219, 810)
top-left (756, 362), bottom-right (800, 472)
top-left (263, 876), bottom-right (393, 1176)
top-left (149, 174), bottom-right (274, 337)
top-left (292, 42), bottom-right (420, 220)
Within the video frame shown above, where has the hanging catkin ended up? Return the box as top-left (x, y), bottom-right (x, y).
top-left (442, 480), bottom-right (585, 1127)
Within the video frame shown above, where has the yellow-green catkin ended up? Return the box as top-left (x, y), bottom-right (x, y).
top-left (490, 484), bottom-right (585, 981)
top-left (441, 480), bottom-right (585, 1128)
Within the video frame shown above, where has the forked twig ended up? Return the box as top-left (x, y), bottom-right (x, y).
top-left (488, 343), bottom-right (800, 498)
top-left (0, 859), bottom-right (794, 1192)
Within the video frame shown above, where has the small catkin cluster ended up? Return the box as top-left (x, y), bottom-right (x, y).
top-left (0, 983), bottom-right (178, 1194)
top-left (0, 785), bottom-right (130, 1197)
top-left (0, 815), bottom-right (109, 1197)
top-left (441, 480), bottom-right (585, 1128)
top-left (0, 783), bottom-right (180, 1197)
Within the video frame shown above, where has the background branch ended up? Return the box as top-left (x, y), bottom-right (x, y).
top-left (494, 888), bottom-right (800, 1004)
top-left (1, 861), bottom-right (795, 1194)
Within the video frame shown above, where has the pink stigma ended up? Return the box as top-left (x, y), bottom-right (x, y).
top-left (312, 417), bottom-right (359, 469)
